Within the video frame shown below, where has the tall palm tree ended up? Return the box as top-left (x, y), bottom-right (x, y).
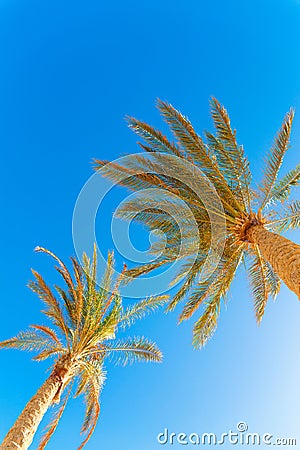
top-left (94, 98), bottom-right (300, 348)
top-left (0, 247), bottom-right (167, 450)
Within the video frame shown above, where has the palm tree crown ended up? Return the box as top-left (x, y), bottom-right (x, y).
top-left (0, 247), bottom-right (167, 448)
top-left (94, 98), bottom-right (300, 348)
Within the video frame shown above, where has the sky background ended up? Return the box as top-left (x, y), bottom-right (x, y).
top-left (0, 0), bottom-right (300, 448)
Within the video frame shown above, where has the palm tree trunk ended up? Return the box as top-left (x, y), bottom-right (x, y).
top-left (247, 225), bottom-right (300, 298)
top-left (0, 361), bottom-right (71, 450)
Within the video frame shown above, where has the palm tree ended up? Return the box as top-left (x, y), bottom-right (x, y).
top-left (94, 98), bottom-right (300, 348)
top-left (0, 247), bottom-right (167, 450)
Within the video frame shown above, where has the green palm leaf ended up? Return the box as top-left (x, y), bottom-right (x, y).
top-left (126, 116), bottom-right (184, 158)
top-left (0, 330), bottom-right (56, 352)
top-left (105, 337), bottom-right (163, 365)
top-left (209, 97), bottom-right (252, 209)
top-left (248, 247), bottom-right (271, 323)
top-left (267, 163), bottom-right (300, 205)
top-left (179, 245), bottom-right (243, 323)
top-left (268, 200), bottom-right (300, 232)
top-left (192, 296), bottom-right (221, 349)
top-left (258, 109), bottom-right (294, 210)
top-left (120, 295), bottom-right (169, 329)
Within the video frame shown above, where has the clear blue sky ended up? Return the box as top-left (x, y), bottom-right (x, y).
top-left (0, 0), bottom-right (300, 448)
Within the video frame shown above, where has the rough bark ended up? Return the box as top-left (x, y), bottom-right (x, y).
top-left (0, 361), bottom-right (71, 450)
top-left (247, 225), bottom-right (300, 298)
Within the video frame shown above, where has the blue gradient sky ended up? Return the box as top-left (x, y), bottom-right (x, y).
top-left (1, 0), bottom-right (300, 448)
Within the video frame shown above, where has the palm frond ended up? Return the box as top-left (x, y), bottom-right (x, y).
top-left (95, 296), bottom-right (122, 341)
top-left (155, 100), bottom-right (245, 217)
top-left (30, 325), bottom-right (62, 346)
top-left (126, 116), bottom-right (184, 158)
top-left (258, 109), bottom-right (294, 210)
top-left (209, 97), bottom-right (251, 209)
top-left (32, 348), bottom-right (64, 361)
top-left (192, 296), bottom-right (221, 349)
top-left (70, 256), bottom-right (85, 329)
top-left (75, 358), bottom-right (105, 398)
top-left (37, 382), bottom-right (73, 450)
top-left (157, 99), bottom-right (208, 162)
top-left (120, 295), bottom-right (169, 329)
top-left (82, 245), bottom-right (99, 299)
top-left (265, 259), bottom-right (281, 299)
top-left (93, 159), bottom-right (171, 193)
top-left (267, 163), bottom-right (300, 205)
top-left (166, 256), bottom-right (206, 312)
top-left (98, 251), bottom-right (115, 296)
top-left (53, 285), bottom-right (76, 330)
top-left (28, 270), bottom-right (69, 339)
top-left (115, 197), bottom-right (203, 258)
top-left (204, 130), bottom-right (248, 213)
top-left (248, 247), bottom-right (270, 323)
top-left (100, 260), bottom-right (126, 322)
top-left (268, 200), bottom-right (300, 232)
top-left (79, 384), bottom-right (101, 449)
top-left (35, 247), bottom-right (78, 312)
top-left (123, 258), bottom-right (171, 282)
top-left (77, 357), bottom-right (105, 449)
top-left (0, 330), bottom-right (55, 352)
top-left (105, 337), bottom-right (162, 365)
top-left (77, 250), bottom-right (118, 350)
top-left (114, 153), bottom-right (199, 206)
top-left (77, 358), bottom-right (105, 397)
top-left (78, 401), bottom-right (100, 450)
top-left (179, 245), bottom-right (244, 322)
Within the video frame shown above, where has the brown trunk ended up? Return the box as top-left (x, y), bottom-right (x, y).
top-left (0, 360), bottom-right (71, 450)
top-left (247, 225), bottom-right (300, 298)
